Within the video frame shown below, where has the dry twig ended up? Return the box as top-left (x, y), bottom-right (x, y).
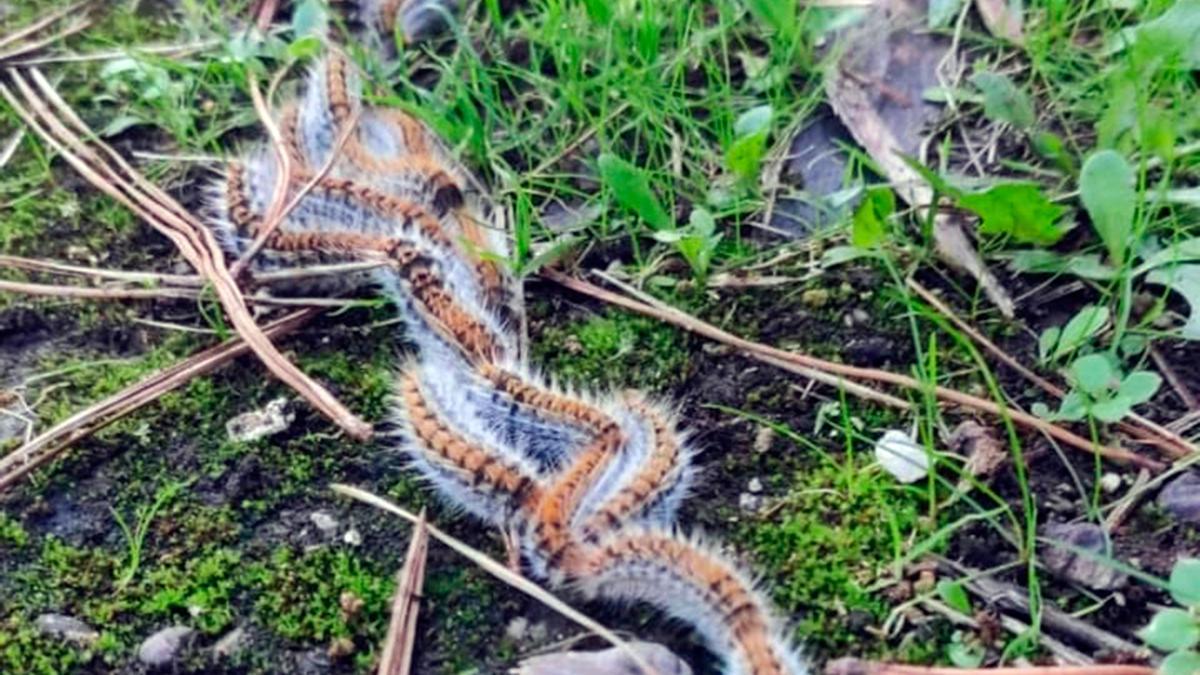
top-left (0, 67), bottom-right (371, 440)
top-left (377, 509), bottom-right (429, 675)
top-left (544, 270), bottom-right (1164, 471)
top-left (331, 485), bottom-right (661, 675)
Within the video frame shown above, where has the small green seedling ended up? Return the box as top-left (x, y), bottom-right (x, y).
top-left (726, 104), bottom-right (773, 185)
top-left (1034, 353), bottom-right (1161, 423)
top-left (653, 207), bottom-right (723, 286)
top-left (1141, 558), bottom-right (1200, 675)
top-left (597, 152), bottom-right (673, 231)
top-left (850, 187), bottom-right (894, 249)
top-left (1038, 304), bottom-right (1110, 365)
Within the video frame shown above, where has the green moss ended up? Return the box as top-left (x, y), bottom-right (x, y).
top-left (533, 309), bottom-right (689, 390)
top-left (0, 512), bottom-right (29, 550)
top-left (423, 567), bottom-right (500, 672)
top-left (0, 617), bottom-right (92, 675)
top-left (250, 546), bottom-right (392, 653)
top-left (138, 547), bottom-right (243, 633)
top-left (742, 456), bottom-right (925, 651)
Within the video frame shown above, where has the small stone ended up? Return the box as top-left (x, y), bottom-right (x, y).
top-left (1041, 522), bottom-right (1128, 590)
top-left (35, 613), bottom-right (98, 646)
top-left (226, 397), bottom-right (294, 443)
top-left (1159, 472), bottom-right (1200, 524)
top-left (913, 569), bottom-right (937, 594)
top-left (851, 308), bottom-right (870, 324)
top-left (747, 478), bottom-right (764, 494)
top-left (342, 527), bottom-right (362, 546)
top-left (801, 288), bottom-right (830, 308)
top-left (212, 626), bottom-right (248, 659)
top-left (309, 510), bottom-right (338, 535)
top-left (752, 426), bottom-right (775, 454)
top-left (738, 492), bottom-right (763, 513)
top-left (296, 649), bottom-right (331, 675)
top-left (527, 621), bottom-right (548, 643)
top-left (1100, 473), bottom-right (1122, 494)
top-left (505, 617), bottom-right (529, 641)
top-left (138, 625), bottom-right (194, 667)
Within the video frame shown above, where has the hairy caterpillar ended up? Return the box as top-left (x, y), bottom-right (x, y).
top-left (207, 52), bottom-right (808, 675)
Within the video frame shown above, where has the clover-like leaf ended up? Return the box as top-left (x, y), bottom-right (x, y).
top-left (1162, 650), bottom-right (1200, 675)
top-left (1053, 391), bottom-right (1088, 422)
top-left (1118, 371), bottom-right (1162, 406)
top-left (1139, 608), bottom-right (1200, 652)
top-left (1090, 395), bottom-right (1134, 423)
top-left (1071, 353), bottom-right (1114, 396)
top-left (1053, 305), bottom-right (1110, 361)
top-left (1171, 559), bottom-right (1200, 608)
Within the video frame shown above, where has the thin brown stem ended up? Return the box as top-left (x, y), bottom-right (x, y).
top-left (2, 67), bottom-right (371, 440)
top-left (544, 270), bottom-right (1165, 471)
top-left (907, 278), bottom-right (1195, 458)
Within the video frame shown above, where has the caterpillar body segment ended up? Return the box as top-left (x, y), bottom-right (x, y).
top-left (395, 366), bottom-right (543, 525)
top-left (204, 49), bottom-right (808, 675)
top-left (571, 529), bottom-right (808, 675)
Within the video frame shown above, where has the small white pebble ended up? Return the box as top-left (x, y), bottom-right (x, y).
top-left (342, 527), bottom-right (362, 546)
top-left (1100, 473), bottom-right (1122, 494)
top-left (309, 511), bottom-right (338, 534)
top-left (747, 478), bottom-right (763, 494)
top-left (874, 429), bottom-right (930, 484)
top-left (505, 617), bottom-right (529, 641)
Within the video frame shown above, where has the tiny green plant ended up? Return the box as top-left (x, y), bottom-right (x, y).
top-left (1140, 558), bottom-right (1200, 675)
top-left (597, 152), bottom-right (673, 232)
top-left (111, 481), bottom-right (187, 590)
top-left (1033, 353), bottom-right (1161, 423)
top-left (652, 207), bottom-right (723, 286)
top-left (1037, 304), bottom-right (1110, 365)
top-left (726, 104), bottom-right (773, 185)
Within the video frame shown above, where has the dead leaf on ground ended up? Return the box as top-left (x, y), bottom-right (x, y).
top-left (513, 641), bottom-right (693, 675)
top-left (948, 419), bottom-right (1008, 479)
top-left (824, 0), bottom-right (1016, 318)
top-left (1040, 522), bottom-right (1129, 591)
top-left (975, 0), bottom-right (1025, 45)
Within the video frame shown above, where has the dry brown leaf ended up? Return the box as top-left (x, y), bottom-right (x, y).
top-left (824, 0), bottom-right (1015, 318)
top-left (975, 0), bottom-right (1025, 45)
top-left (514, 642), bottom-right (692, 675)
top-left (948, 420), bottom-right (1007, 478)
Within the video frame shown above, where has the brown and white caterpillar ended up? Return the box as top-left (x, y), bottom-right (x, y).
top-left (207, 51), bottom-right (808, 675)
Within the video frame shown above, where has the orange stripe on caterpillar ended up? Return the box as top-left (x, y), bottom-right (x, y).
top-left (573, 531), bottom-right (795, 675)
top-left (476, 364), bottom-right (613, 433)
top-left (399, 369), bottom-right (542, 504)
top-left (580, 398), bottom-right (685, 539)
top-left (525, 422), bottom-right (623, 567)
